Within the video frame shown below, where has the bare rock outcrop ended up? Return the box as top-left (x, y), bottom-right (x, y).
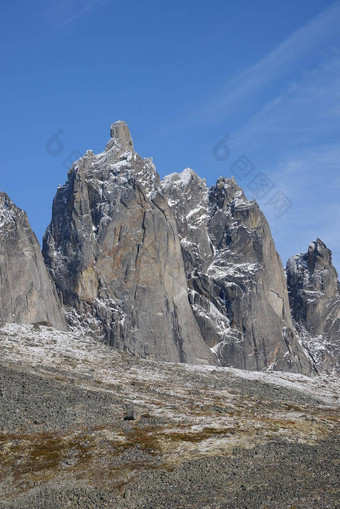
top-left (0, 192), bottom-right (66, 329)
top-left (42, 122), bottom-right (216, 365)
top-left (42, 121), bottom-right (314, 373)
top-left (287, 239), bottom-right (340, 373)
top-left (162, 171), bottom-right (311, 373)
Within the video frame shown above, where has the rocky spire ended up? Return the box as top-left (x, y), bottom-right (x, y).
top-left (105, 120), bottom-right (134, 153)
top-left (287, 239), bottom-right (340, 373)
top-left (0, 192), bottom-right (66, 329)
top-left (307, 238), bottom-right (336, 275)
top-left (162, 171), bottom-right (312, 374)
top-left (43, 124), bottom-right (216, 365)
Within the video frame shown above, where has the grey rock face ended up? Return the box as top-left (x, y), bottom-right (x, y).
top-left (162, 172), bottom-right (311, 373)
top-left (287, 239), bottom-right (340, 374)
top-left (0, 192), bottom-right (66, 329)
top-left (42, 121), bottom-right (315, 373)
top-left (43, 122), bottom-right (216, 365)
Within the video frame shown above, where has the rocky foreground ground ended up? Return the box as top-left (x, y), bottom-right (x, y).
top-left (0, 323), bottom-right (339, 508)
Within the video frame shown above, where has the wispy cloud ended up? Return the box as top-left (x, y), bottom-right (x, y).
top-left (157, 2), bottom-right (340, 139)
top-left (195, 1), bottom-right (340, 122)
top-left (230, 50), bottom-right (340, 154)
top-left (40, 0), bottom-right (108, 33)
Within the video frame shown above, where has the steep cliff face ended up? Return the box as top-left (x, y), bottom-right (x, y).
top-left (162, 172), bottom-right (311, 373)
top-left (287, 239), bottom-right (340, 373)
top-left (42, 122), bottom-right (216, 365)
top-left (0, 192), bottom-right (66, 329)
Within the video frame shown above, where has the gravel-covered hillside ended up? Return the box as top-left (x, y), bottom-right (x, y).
top-left (0, 323), bottom-right (339, 508)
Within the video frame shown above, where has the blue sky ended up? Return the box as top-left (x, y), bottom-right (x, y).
top-left (1, 0), bottom-right (340, 270)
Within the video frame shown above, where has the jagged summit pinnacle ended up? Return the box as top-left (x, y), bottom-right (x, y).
top-left (0, 190), bottom-right (17, 208)
top-left (0, 191), bottom-right (17, 229)
top-left (162, 168), bottom-right (206, 190)
top-left (307, 238), bottom-right (334, 273)
top-left (0, 191), bottom-right (12, 210)
top-left (309, 238), bottom-right (327, 253)
top-left (287, 239), bottom-right (340, 373)
top-left (106, 120), bottom-right (134, 152)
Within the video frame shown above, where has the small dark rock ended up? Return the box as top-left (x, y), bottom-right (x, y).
top-left (124, 405), bottom-right (141, 421)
